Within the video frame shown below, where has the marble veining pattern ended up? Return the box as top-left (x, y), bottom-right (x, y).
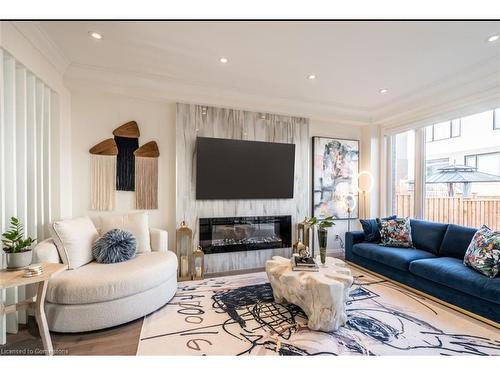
top-left (176, 103), bottom-right (310, 273)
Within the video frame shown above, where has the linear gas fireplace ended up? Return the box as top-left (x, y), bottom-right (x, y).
top-left (199, 215), bottom-right (292, 254)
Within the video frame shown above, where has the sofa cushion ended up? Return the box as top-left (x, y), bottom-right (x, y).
top-left (46, 251), bottom-right (177, 304)
top-left (409, 257), bottom-right (500, 304)
top-left (463, 225), bottom-right (500, 278)
top-left (352, 243), bottom-right (436, 271)
top-left (359, 215), bottom-right (396, 242)
top-left (50, 216), bottom-right (99, 270)
top-left (410, 219), bottom-right (448, 255)
top-left (439, 224), bottom-right (477, 259)
top-left (377, 217), bottom-right (413, 248)
top-left (100, 212), bottom-right (151, 253)
top-left (92, 229), bottom-right (137, 264)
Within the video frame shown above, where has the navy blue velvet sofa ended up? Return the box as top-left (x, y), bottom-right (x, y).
top-left (346, 219), bottom-right (500, 323)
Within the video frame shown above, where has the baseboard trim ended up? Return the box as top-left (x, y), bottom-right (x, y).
top-left (346, 261), bottom-right (500, 330)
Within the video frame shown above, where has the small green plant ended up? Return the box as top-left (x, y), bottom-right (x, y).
top-left (307, 216), bottom-right (336, 229)
top-left (1, 217), bottom-right (35, 254)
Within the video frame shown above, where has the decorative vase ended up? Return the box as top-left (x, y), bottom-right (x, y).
top-left (317, 228), bottom-right (328, 265)
top-left (5, 249), bottom-right (33, 269)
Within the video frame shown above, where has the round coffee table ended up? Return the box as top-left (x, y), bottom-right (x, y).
top-left (265, 256), bottom-right (353, 332)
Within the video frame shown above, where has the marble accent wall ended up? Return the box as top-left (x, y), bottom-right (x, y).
top-left (176, 103), bottom-right (310, 274)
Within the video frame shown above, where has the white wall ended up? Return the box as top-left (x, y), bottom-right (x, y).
top-left (70, 89), bottom-right (176, 249)
top-left (309, 120), bottom-right (364, 249)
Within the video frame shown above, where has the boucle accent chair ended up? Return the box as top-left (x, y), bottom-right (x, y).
top-left (33, 214), bottom-right (178, 333)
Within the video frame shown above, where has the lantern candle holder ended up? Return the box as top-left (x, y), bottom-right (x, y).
top-left (297, 217), bottom-right (311, 248)
top-left (192, 246), bottom-right (205, 280)
top-left (176, 221), bottom-right (193, 281)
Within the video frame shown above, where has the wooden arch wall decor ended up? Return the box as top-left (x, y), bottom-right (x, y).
top-left (89, 121), bottom-right (160, 211)
top-left (89, 138), bottom-right (118, 211)
top-left (113, 121), bottom-right (140, 191)
top-left (134, 141), bottom-right (160, 209)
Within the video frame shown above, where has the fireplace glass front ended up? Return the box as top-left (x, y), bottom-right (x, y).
top-left (199, 215), bottom-right (292, 254)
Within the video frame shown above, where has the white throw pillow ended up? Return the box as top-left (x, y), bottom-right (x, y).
top-left (50, 216), bottom-right (99, 269)
top-left (100, 212), bottom-right (151, 253)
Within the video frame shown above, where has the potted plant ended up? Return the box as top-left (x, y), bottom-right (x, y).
top-left (307, 216), bottom-right (336, 265)
top-left (1, 217), bottom-right (36, 269)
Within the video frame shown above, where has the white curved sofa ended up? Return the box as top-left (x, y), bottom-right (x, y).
top-left (33, 227), bottom-right (178, 333)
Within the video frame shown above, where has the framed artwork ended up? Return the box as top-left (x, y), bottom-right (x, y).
top-left (312, 136), bottom-right (360, 220)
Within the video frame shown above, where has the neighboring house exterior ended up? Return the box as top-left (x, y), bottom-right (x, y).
top-left (426, 108), bottom-right (500, 196)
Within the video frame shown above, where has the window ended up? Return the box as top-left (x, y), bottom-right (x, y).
top-left (465, 152), bottom-right (500, 175)
top-left (391, 130), bottom-right (415, 217)
top-left (465, 155), bottom-right (477, 168)
top-left (422, 110), bottom-right (500, 229)
top-left (389, 108), bottom-right (500, 231)
top-left (426, 119), bottom-right (461, 142)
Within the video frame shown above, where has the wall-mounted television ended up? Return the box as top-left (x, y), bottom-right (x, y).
top-left (196, 137), bottom-right (295, 200)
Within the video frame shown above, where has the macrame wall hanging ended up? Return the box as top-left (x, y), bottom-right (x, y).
top-left (113, 121), bottom-right (140, 191)
top-left (89, 120), bottom-right (160, 211)
top-left (134, 141), bottom-right (160, 210)
top-left (89, 138), bottom-right (118, 211)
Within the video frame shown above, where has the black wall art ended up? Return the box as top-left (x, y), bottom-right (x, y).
top-left (113, 121), bottom-right (140, 191)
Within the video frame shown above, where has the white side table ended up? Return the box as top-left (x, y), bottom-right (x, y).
top-left (0, 263), bottom-right (66, 355)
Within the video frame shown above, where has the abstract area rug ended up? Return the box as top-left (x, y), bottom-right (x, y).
top-left (137, 268), bottom-right (500, 356)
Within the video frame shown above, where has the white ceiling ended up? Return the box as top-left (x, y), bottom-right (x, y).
top-left (36, 21), bottom-right (500, 123)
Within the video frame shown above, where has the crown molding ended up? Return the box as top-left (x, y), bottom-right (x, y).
top-left (372, 56), bottom-right (500, 129)
top-left (64, 63), bottom-right (371, 126)
top-left (9, 21), bottom-right (70, 76)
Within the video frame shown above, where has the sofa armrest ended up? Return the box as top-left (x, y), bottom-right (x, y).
top-left (345, 231), bottom-right (366, 261)
top-left (150, 228), bottom-right (169, 252)
top-left (33, 239), bottom-right (63, 264)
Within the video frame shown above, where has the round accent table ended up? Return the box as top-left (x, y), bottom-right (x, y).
top-left (265, 256), bottom-right (353, 332)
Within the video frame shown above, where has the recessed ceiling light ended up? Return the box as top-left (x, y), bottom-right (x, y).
top-left (219, 57), bottom-right (228, 64)
top-left (307, 74), bottom-right (316, 80)
top-left (89, 31), bottom-right (103, 40)
top-left (487, 34), bottom-right (500, 43)
top-left (379, 88), bottom-right (388, 94)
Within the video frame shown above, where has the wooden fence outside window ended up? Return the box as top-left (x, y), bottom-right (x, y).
top-left (395, 194), bottom-right (500, 230)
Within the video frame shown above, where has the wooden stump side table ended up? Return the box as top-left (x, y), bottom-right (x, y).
top-left (0, 263), bottom-right (66, 355)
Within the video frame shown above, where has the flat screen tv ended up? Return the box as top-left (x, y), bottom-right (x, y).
top-left (196, 137), bottom-right (295, 199)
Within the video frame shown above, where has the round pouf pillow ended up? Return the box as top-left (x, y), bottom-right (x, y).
top-left (92, 229), bottom-right (137, 264)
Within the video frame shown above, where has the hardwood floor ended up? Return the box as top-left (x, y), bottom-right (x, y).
top-left (1, 316), bottom-right (143, 355)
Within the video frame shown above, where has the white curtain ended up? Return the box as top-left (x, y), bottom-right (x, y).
top-left (0, 49), bottom-right (58, 344)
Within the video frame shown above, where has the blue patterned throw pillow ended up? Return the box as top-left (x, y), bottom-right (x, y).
top-left (463, 225), bottom-right (500, 278)
top-left (92, 229), bottom-right (136, 264)
top-left (377, 217), bottom-right (413, 248)
top-left (359, 215), bottom-right (397, 242)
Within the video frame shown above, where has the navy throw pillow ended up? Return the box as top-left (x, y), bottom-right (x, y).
top-left (92, 229), bottom-right (136, 264)
top-left (359, 215), bottom-right (397, 242)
